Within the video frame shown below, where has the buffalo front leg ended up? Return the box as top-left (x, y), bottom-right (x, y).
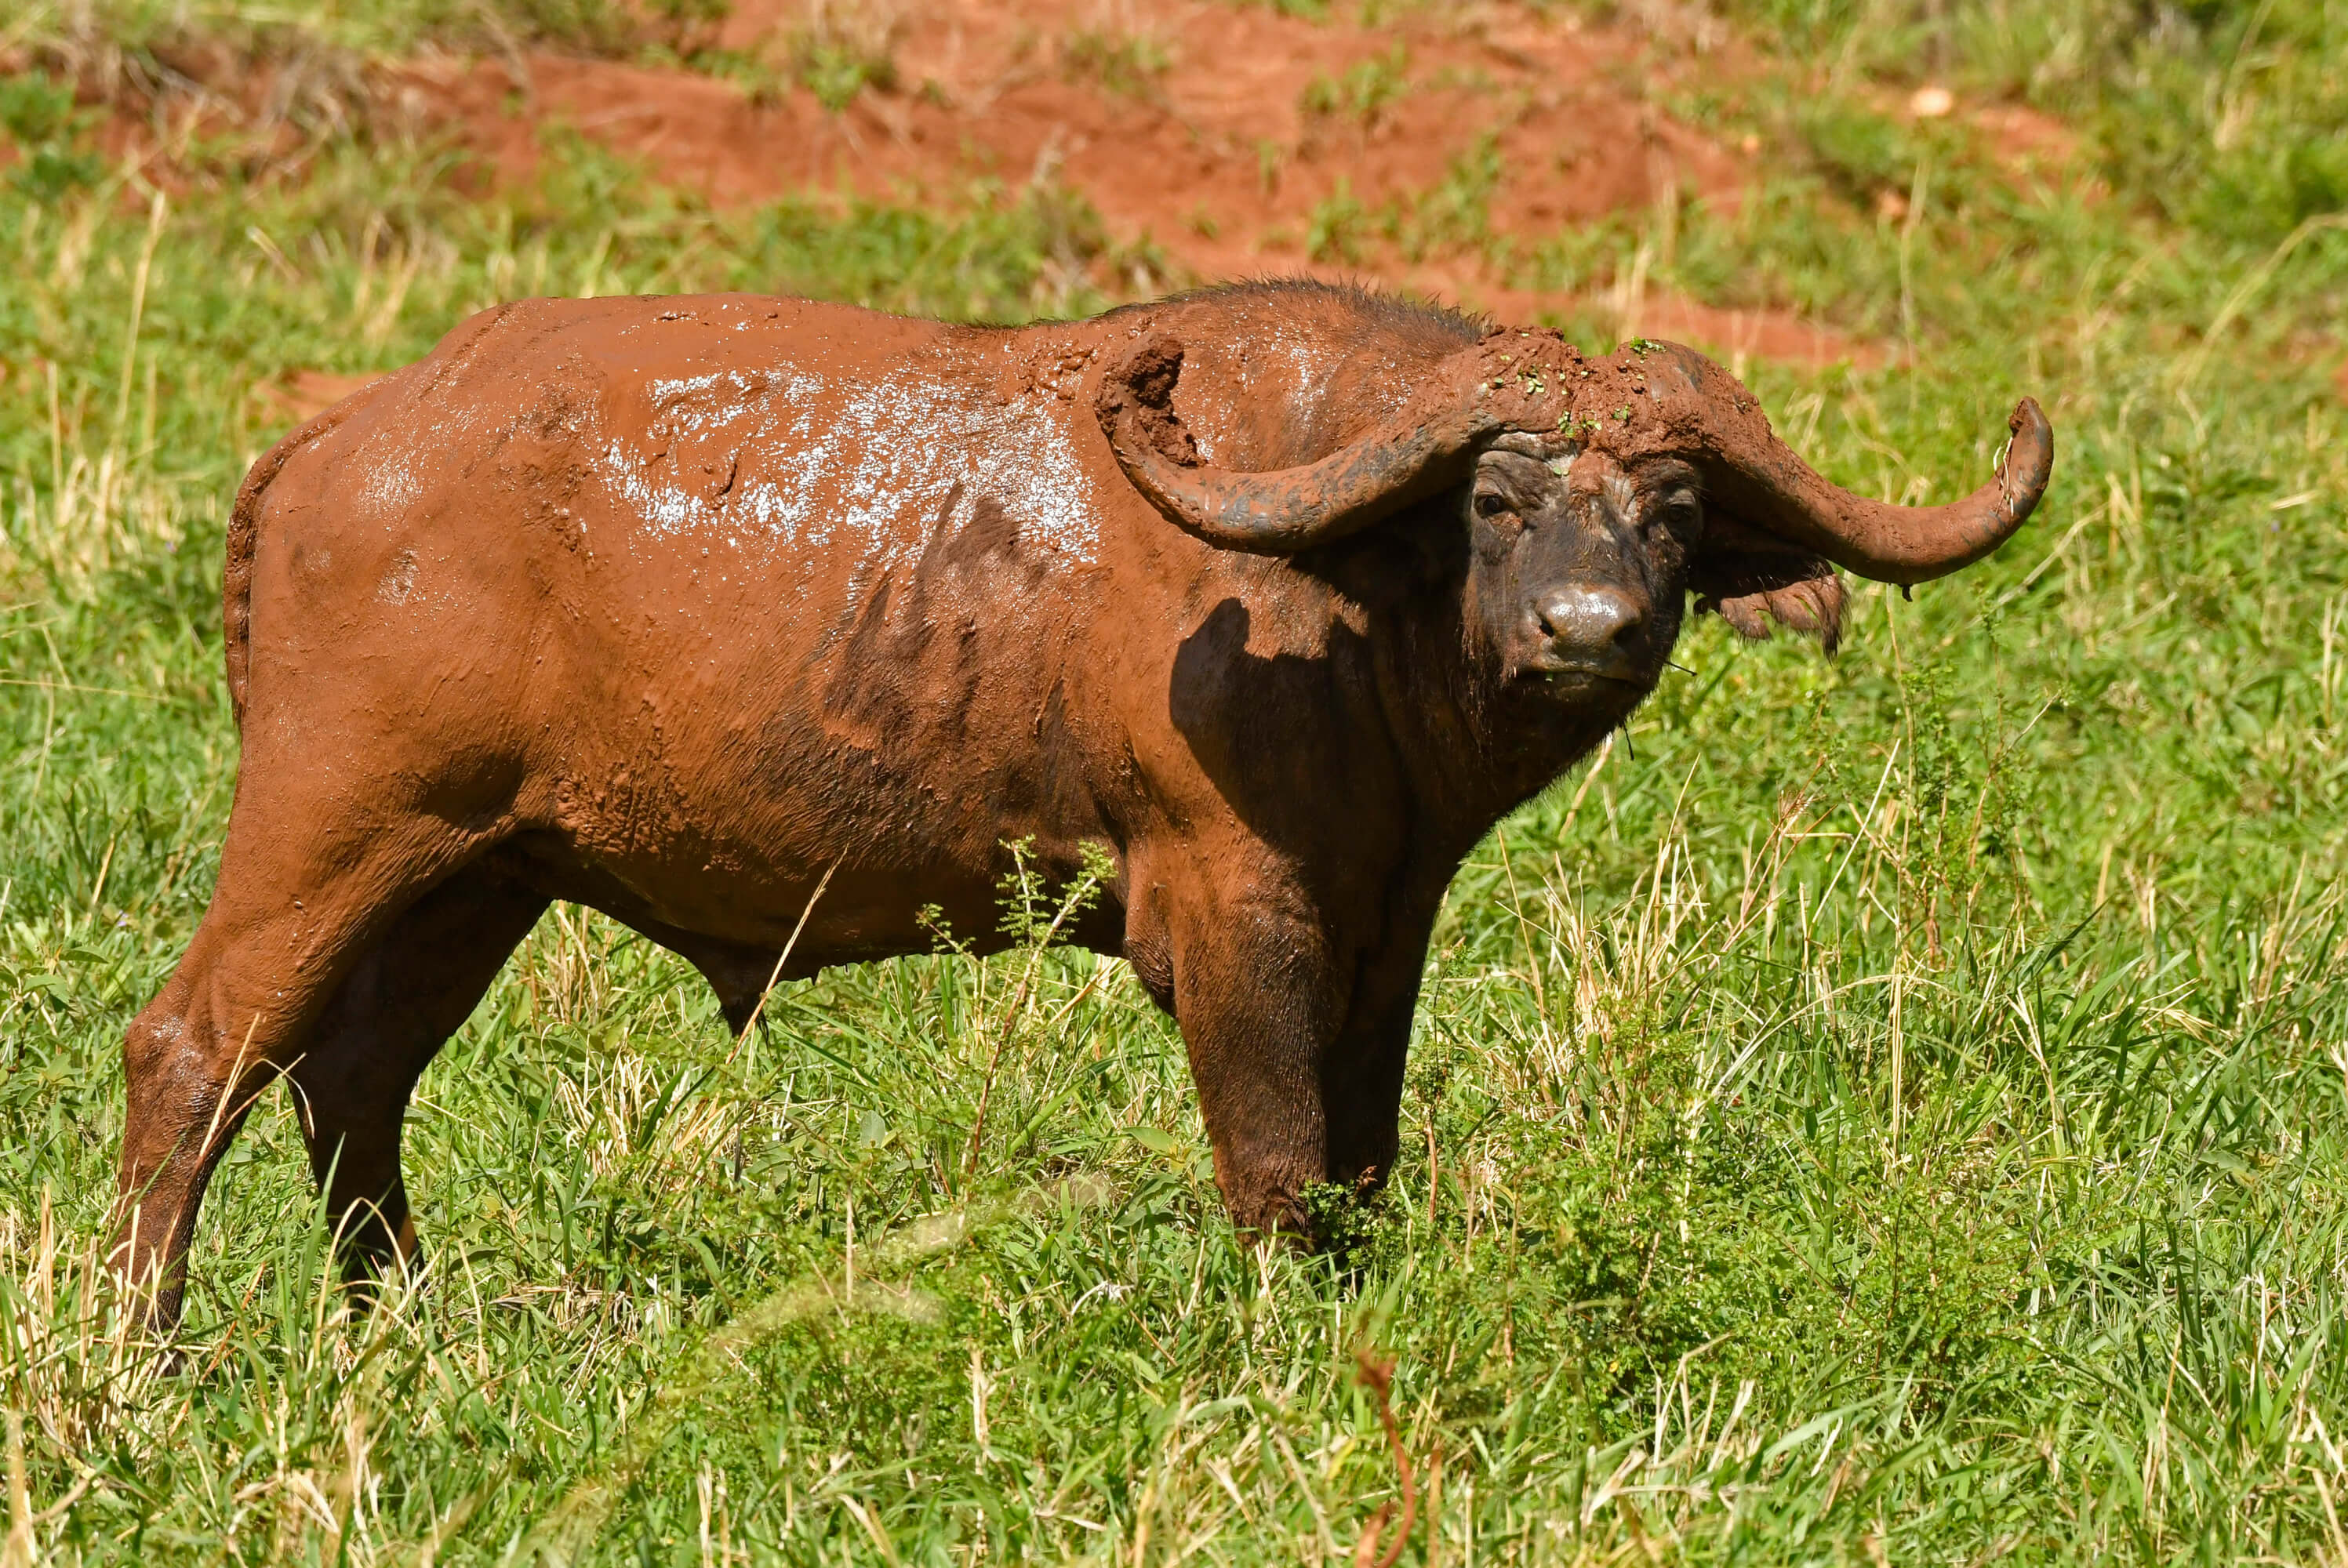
top-left (289, 866), bottom-right (547, 1287)
top-left (1319, 967), bottom-right (1423, 1204)
top-left (1321, 888), bottom-right (1447, 1200)
top-left (1159, 878), bottom-right (1352, 1241)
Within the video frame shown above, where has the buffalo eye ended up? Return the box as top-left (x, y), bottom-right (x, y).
top-left (1651, 491), bottom-right (1701, 534)
top-left (1474, 491), bottom-right (1514, 520)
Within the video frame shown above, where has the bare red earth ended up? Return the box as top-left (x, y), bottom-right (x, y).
top-left (24, 0), bottom-right (2110, 416)
top-left (392, 0), bottom-right (1881, 368)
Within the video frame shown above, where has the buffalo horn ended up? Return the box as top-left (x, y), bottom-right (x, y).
top-left (1641, 343), bottom-right (2054, 587)
top-left (1092, 335), bottom-right (1491, 554)
top-left (1096, 330), bottom-right (2054, 580)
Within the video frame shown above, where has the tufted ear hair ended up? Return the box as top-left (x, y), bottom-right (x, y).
top-left (1691, 514), bottom-right (1846, 653)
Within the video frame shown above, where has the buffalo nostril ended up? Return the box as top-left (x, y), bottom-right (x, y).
top-left (1536, 585), bottom-right (1642, 650)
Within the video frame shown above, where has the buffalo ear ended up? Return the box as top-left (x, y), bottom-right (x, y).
top-left (1691, 514), bottom-right (1846, 653)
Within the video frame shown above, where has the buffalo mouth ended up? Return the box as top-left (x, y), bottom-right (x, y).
top-left (1514, 660), bottom-right (1648, 697)
top-left (1514, 646), bottom-right (1646, 686)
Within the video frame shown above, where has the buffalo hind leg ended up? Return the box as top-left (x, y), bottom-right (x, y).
top-left (289, 868), bottom-right (547, 1290)
top-left (111, 802), bottom-right (481, 1328)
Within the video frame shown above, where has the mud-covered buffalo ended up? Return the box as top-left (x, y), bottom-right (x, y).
top-left (110, 280), bottom-right (2050, 1323)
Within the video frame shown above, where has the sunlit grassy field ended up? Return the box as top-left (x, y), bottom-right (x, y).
top-left (3, 0), bottom-right (2347, 1561)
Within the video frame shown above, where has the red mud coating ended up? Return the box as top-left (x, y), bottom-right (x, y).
top-left (109, 281), bottom-right (2052, 1319)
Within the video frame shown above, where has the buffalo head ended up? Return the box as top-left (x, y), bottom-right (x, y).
top-left (1094, 328), bottom-right (2052, 703)
top-left (1460, 431), bottom-right (1697, 702)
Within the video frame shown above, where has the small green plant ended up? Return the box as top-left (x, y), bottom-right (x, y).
top-left (990, 837), bottom-right (1114, 949)
top-left (0, 73), bottom-right (101, 202)
top-left (1299, 1178), bottom-right (1390, 1264)
top-left (1256, 136), bottom-right (1285, 194)
top-left (1305, 179), bottom-right (1372, 262)
top-left (0, 74), bottom-right (81, 147)
top-left (646, 0), bottom-right (730, 57)
top-left (1792, 100), bottom-right (1916, 205)
top-left (697, 45), bottom-right (795, 107)
top-left (1300, 42), bottom-right (1411, 129)
top-left (492, 0), bottom-right (652, 55)
top-left (1399, 132), bottom-right (1500, 259)
top-left (1060, 26), bottom-right (1172, 98)
top-left (964, 838), bottom-right (1118, 1174)
top-left (790, 1), bottom-right (900, 111)
top-left (794, 42), bottom-right (893, 111)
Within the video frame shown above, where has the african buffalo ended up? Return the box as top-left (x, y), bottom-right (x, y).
top-left (111, 281), bottom-right (2050, 1321)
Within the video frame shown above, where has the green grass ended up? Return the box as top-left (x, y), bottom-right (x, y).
top-left (6, 0), bottom-right (714, 69)
top-left (4, 1), bottom-right (2348, 1561)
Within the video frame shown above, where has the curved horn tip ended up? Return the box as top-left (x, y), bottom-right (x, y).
top-left (2001, 396), bottom-right (2055, 524)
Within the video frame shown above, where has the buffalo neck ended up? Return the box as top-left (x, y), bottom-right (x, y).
top-left (1361, 561), bottom-right (1641, 869)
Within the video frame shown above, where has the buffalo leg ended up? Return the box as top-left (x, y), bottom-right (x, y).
top-left (289, 869), bottom-right (547, 1287)
top-left (1162, 879), bottom-right (1351, 1240)
top-left (111, 800), bottom-right (481, 1328)
top-left (1320, 969), bottom-right (1423, 1201)
top-left (1321, 892), bottom-right (1446, 1198)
